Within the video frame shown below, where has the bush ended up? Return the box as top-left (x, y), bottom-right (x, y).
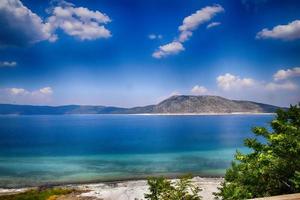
top-left (144, 175), bottom-right (202, 200)
top-left (215, 104), bottom-right (300, 199)
top-left (0, 187), bottom-right (74, 200)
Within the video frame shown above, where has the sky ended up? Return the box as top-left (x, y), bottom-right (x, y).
top-left (0, 0), bottom-right (300, 107)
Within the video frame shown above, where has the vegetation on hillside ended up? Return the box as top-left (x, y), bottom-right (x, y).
top-left (215, 104), bottom-right (300, 199)
top-left (0, 187), bottom-right (74, 200)
top-left (144, 175), bottom-right (202, 200)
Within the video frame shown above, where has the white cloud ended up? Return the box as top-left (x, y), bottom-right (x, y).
top-left (0, 0), bottom-right (54, 47)
top-left (178, 31), bottom-right (193, 43)
top-left (273, 67), bottom-right (300, 81)
top-left (191, 85), bottom-right (208, 95)
top-left (152, 5), bottom-right (224, 58)
top-left (265, 81), bottom-right (297, 91)
top-left (0, 0), bottom-right (111, 47)
top-left (178, 5), bottom-right (224, 42)
top-left (206, 22), bottom-right (221, 29)
top-left (152, 41), bottom-right (184, 58)
top-left (148, 34), bottom-right (162, 40)
top-left (1, 86), bottom-right (54, 105)
top-left (8, 87), bottom-right (54, 96)
top-left (217, 73), bottom-right (255, 91)
top-left (39, 87), bottom-right (53, 95)
top-left (179, 4), bottom-right (224, 32)
top-left (9, 88), bottom-right (28, 95)
top-left (217, 72), bottom-right (298, 92)
top-left (215, 72), bottom-right (299, 106)
top-left (46, 4), bottom-right (111, 40)
top-left (169, 91), bottom-right (181, 96)
top-left (256, 20), bottom-right (300, 41)
top-left (0, 61), bottom-right (17, 67)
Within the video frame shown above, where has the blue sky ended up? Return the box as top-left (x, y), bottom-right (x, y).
top-left (0, 0), bottom-right (300, 107)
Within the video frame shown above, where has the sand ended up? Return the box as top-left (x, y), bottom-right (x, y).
top-left (73, 177), bottom-right (222, 200)
top-left (0, 177), bottom-right (223, 200)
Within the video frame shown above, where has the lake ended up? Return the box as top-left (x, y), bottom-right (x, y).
top-left (0, 114), bottom-right (274, 188)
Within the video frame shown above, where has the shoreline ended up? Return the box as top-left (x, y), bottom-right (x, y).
top-left (0, 173), bottom-right (224, 189)
top-left (0, 176), bottom-right (223, 200)
top-left (0, 112), bottom-right (276, 116)
top-left (129, 112), bottom-right (276, 116)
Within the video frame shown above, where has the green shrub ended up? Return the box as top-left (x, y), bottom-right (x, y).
top-left (145, 175), bottom-right (202, 200)
top-left (215, 104), bottom-right (300, 199)
top-left (0, 187), bottom-right (74, 200)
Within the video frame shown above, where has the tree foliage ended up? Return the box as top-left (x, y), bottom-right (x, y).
top-left (215, 104), bottom-right (300, 199)
top-left (145, 175), bottom-right (202, 200)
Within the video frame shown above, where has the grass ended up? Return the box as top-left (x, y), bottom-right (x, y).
top-left (0, 187), bottom-right (75, 200)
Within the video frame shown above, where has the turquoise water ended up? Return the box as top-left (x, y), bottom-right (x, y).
top-left (0, 114), bottom-right (274, 188)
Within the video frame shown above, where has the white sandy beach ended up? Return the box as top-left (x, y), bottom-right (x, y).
top-left (0, 177), bottom-right (223, 200)
top-left (77, 177), bottom-right (222, 200)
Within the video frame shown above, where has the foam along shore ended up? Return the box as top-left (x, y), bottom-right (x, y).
top-left (0, 177), bottom-right (223, 200)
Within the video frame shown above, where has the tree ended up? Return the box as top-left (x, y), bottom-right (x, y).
top-left (145, 175), bottom-right (202, 200)
top-left (215, 104), bottom-right (300, 199)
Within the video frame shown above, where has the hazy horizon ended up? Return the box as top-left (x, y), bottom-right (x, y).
top-left (0, 94), bottom-right (289, 108)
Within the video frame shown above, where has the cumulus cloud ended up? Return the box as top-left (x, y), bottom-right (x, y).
top-left (169, 91), bottom-right (181, 97)
top-left (206, 22), bottom-right (221, 29)
top-left (0, 0), bottom-right (111, 47)
top-left (152, 41), bottom-right (184, 59)
top-left (265, 81), bottom-right (297, 91)
top-left (0, 0), bottom-right (54, 47)
top-left (0, 61), bottom-right (17, 67)
top-left (217, 73), bottom-right (255, 91)
top-left (273, 67), bottom-right (300, 81)
top-left (152, 5), bottom-right (224, 58)
top-left (256, 20), bottom-right (300, 41)
top-left (215, 72), bottom-right (299, 106)
top-left (148, 34), bottom-right (162, 40)
top-left (165, 70), bottom-right (298, 106)
top-left (263, 67), bottom-right (300, 95)
top-left (217, 72), bottom-right (298, 92)
top-left (46, 4), bottom-right (111, 40)
top-left (191, 85), bottom-right (208, 95)
top-left (0, 86), bottom-right (54, 104)
top-left (8, 87), bottom-right (54, 96)
top-left (39, 87), bottom-right (53, 95)
top-left (178, 5), bottom-right (224, 42)
top-left (9, 88), bottom-right (28, 95)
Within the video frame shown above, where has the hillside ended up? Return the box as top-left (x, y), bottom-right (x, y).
top-left (151, 95), bottom-right (279, 113)
top-left (0, 95), bottom-right (281, 115)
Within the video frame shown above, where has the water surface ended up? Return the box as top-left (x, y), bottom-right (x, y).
top-left (0, 114), bottom-right (274, 187)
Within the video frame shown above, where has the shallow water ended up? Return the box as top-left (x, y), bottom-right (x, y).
top-left (0, 114), bottom-right (274, 187)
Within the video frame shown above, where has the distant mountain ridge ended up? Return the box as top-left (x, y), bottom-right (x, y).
top-left (0, 95), bottom-right (281, 115)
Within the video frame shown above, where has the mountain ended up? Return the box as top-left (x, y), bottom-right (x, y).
top-left (0, 95), bottom-right (281, 115)
top-left (0, 104), bottom-right (126, 115)
top-left (151, 95), bottom-right (280, 113)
